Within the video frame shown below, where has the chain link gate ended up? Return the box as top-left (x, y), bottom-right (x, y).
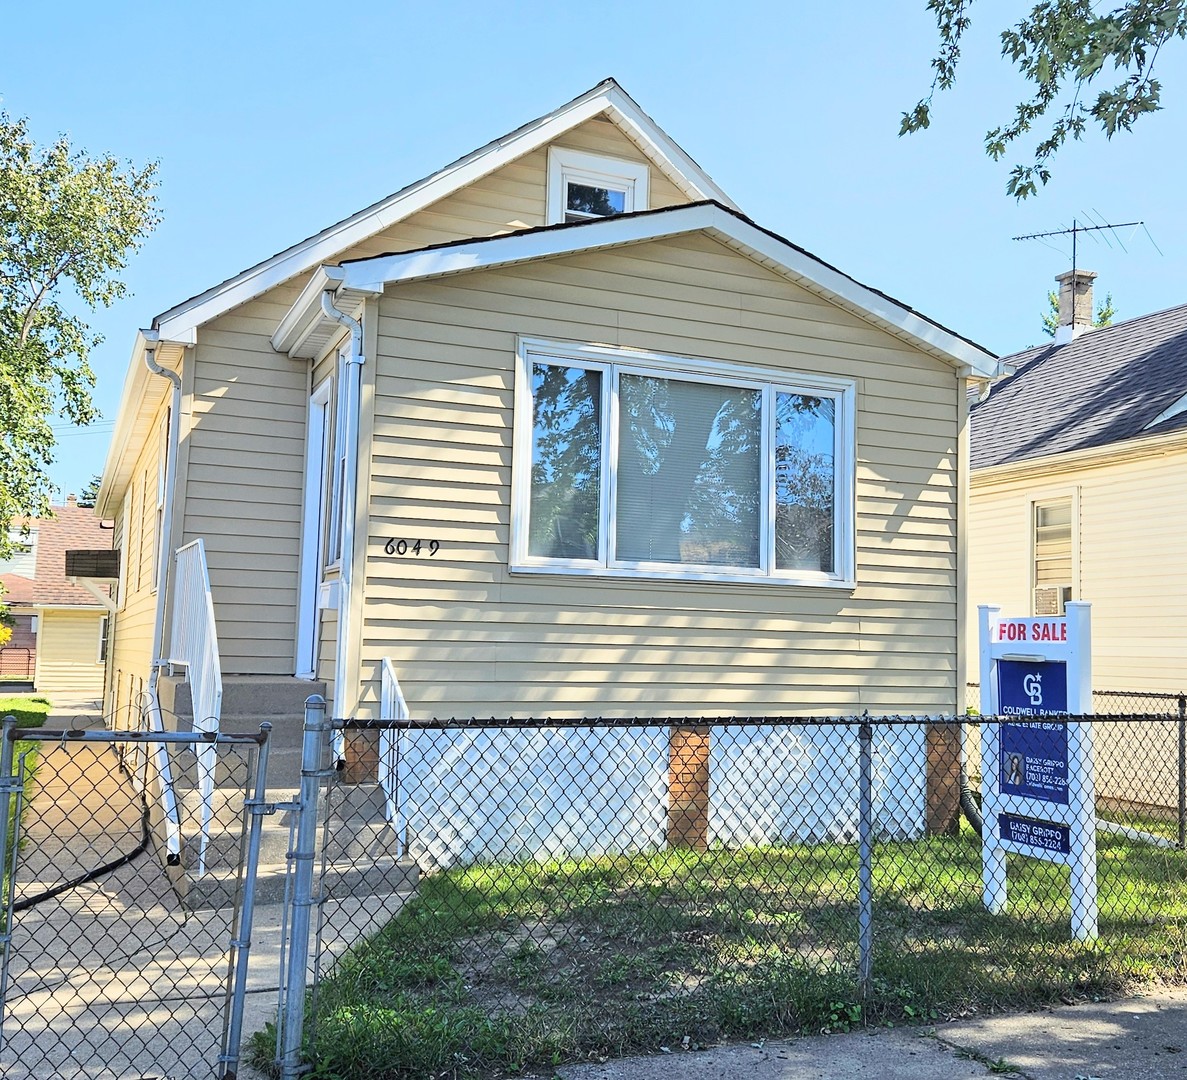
top-left (0, 716), bottom-right (272, 1079)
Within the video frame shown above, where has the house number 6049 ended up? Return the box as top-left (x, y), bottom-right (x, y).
top-left (384, 538), bottom-right (440, 556)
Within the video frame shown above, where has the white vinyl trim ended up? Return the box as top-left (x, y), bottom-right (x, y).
top-left (546, 147), bottom-right (649, 224)
top-left (296, 377), bottom-right (332, 678)
top-left (511, 337), bottom-right (857, 587)
top-left (329, 204), bottom-right (997, 377)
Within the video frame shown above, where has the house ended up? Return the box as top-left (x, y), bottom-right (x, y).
top-left (0, 496), bottom-right (113, 698)
top-left (96, 80), bottom-right (997, 842)
top-left (968, 270), bottom-right (1187, 693)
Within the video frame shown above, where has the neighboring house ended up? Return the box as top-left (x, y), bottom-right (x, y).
top-left (0, 496), bottom-right (113, 697)
top-left (968, 270), bottom-right (1187, 692)
top-left (97, 79), bottom-right (996, 749)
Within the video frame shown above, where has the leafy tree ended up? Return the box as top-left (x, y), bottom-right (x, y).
top-left (1040, 290), bottom-right (1117, 336)
top-left (903, 1), bottom-right (1187, 197)
top-left (0, 113), bottom-right (159, 555)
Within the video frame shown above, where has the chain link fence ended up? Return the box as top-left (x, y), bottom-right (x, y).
top-left (0, 719), bottom-right (272, 1079)
top-left (266, 706), bottom-right (1187, 1080)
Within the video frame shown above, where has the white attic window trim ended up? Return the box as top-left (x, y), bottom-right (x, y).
top-left (547, 147), bottom-right (649, 225)
top-left (1145, 390), bottom-right (1187, 430)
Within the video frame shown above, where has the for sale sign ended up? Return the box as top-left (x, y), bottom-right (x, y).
top-left (978, 603), bottom-right (1096, 941)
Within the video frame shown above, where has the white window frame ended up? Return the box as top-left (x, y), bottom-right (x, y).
top-left (546, 147), bottom-right (649, 225)
top-left (98, 615), bottom-right (110, 664)
top-left (1030, 486), bottom-right (1079, 616)
top-left (511, 338), bottom-right (856, 587)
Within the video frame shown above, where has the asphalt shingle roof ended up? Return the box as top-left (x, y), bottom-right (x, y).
top-left (0, 501), bottom-right (113, 608)
top-left (971, 301), bottom-right (1187, 470)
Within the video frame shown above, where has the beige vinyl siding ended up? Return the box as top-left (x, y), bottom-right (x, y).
top-left (35, 610), bottom-right (106, 697)
top-left (356, 232), bottom-right (960, 719)
top-left (109, 389), bottom-right (172, 725)
top-left (180, 117), bottom-right (694, 678)
top-left (969, 441), bottom-right (1187, 692)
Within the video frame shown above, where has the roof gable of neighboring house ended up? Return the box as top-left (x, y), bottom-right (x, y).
top-left (0, 502), bottom-right (113, 608)
top-left (971, 301), bottom-right (1187, 470)
top-left (274, 201), bottom-right (999, 378)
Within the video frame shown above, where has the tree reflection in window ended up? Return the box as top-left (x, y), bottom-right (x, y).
top-left (528, 363), bottom-right (602, 559)
top-left (565, 182), bottom-right (626, 222)
top-left (618, 375), bottom-right (761, 566)
top-left (775, 393), bottom-right (835, 573)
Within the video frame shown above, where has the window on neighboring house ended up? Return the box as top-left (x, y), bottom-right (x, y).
top-left (98, 615), bottom-right (110, 663)
top-left (512, 340), bottom-right (855, 585)
top-left (1033, 496), bottom-right (1074, 615)
top-left (0, 528), bottom-right (37, 576)
top-left (546, 148), bottom-right (649, 225)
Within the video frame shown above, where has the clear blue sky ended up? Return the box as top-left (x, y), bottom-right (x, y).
top-left (8, 1), bottom-right (1186, 500)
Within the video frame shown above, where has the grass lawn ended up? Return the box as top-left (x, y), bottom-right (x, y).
top-left (0, 696), bottom-right (49, 899)
top-left (292, 831), bottom-right (1187, 1079)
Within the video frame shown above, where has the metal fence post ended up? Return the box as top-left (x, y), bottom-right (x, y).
top-left (220, 722), bottom-right (272, 1079)
top-left (279, 696), bottom-right (327, 1080)
top-left (1178, 694), bottom-right (1186, 851)
top-left (0, 717), bottom-right (18, 1051)
top-left (857, 717), bottom-right (874, 998)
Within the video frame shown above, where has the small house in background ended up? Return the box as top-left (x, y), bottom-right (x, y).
top-left (98, 80), bottom-right (997, 850)
top-left (0, 496), bottom-right (114, 698)
top-left (968, 271), bottom-right (1187, 692)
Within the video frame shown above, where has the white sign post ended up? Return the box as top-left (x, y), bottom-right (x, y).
top-left (978, 602), bottom-right (1097, 941)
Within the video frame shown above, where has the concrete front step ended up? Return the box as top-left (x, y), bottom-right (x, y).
top-left (157, 675), bottom-right (328, 790)
top-left (184, 855), bottom-right (419, 910)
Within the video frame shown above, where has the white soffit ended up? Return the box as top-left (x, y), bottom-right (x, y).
top-left (155, 80), bottom-right (736, 343)
top-left (292, 203), bottom-right (997, 378)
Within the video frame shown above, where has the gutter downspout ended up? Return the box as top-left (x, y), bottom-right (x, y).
top-left (320, 290), bottom-right (364, 722)
top-left (142, 328), bottom-right (184, 862)
top-left (144, 329), bottom-right (183, 684)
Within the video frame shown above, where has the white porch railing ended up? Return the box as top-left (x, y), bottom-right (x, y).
top-left (380, 658), bottom-right (410, 850)
top-left (171, 538), bottom-right (224, 874)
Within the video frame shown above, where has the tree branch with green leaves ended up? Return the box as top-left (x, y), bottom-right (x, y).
top-left (0, 113), bottom-right (159, 554)
top-left (902, 1), bottom-right (1187, 197)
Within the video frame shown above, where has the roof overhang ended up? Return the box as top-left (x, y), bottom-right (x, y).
top-left (972, 424), bottom-right (1187, 486)
top-left (155, 80), bottom-right (737, 345)
top-left (97, 330), bottom-right (186, 517)
top-left (270, 266), bottom-right (383, 357)
top-left (276, 203), bottom-right (999, 377)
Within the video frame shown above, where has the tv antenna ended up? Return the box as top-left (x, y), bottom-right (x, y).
top-left (1012, 216), bottom-right (1161, 271)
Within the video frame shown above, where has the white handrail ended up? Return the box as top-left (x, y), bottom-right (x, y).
top-left (380, 658), bottom-right (410, 852)
top-left (171, 538), bottom-right (224, 874)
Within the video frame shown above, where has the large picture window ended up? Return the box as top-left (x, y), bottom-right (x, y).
top-left (513, 340), bottom-right (855, 585)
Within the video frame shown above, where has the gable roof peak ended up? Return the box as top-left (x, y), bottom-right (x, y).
top-left (152, 78), bottom-right (735, 344)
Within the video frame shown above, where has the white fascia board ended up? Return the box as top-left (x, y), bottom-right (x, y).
top-left (336, 203), bottom-right (997, 377)
top-left (271, 266), bottom-right (345, 354)
top-left (707, 224), bottom-right (998, 378)
top-left (96, 331), bottom-right (187, 518)
top-left (600, 89), bottom-right (738, 209)
top-left (155, 83), bottom-right (732, 343)
top-left (340, 206), bottom-right (710, 292)
top-left (97, 330), bottom-right (154, 518)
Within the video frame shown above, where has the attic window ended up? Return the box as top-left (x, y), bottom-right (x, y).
top-left (547, 147), bottom-right (649, 225)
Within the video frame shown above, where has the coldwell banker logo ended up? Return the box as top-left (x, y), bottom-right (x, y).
top-left (1023, 672), bottom-right (1043, 707)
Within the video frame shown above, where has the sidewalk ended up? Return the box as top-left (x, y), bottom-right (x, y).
top-left (554, 988), bottom-right (1187, 1078)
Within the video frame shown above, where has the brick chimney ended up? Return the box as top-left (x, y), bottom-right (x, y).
top-left (1055, 269), bottom-right (1098, 344)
